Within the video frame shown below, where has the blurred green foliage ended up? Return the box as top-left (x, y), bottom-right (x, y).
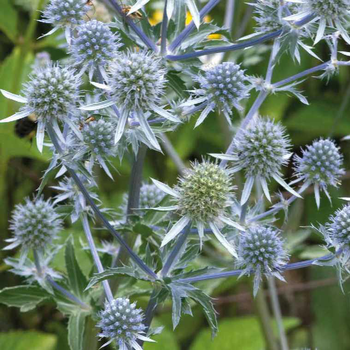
top-left (1, 0), bottom-right (350, 349)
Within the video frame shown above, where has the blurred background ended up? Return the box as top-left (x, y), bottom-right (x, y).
top-left (1, 0), bottom-right (350, 349)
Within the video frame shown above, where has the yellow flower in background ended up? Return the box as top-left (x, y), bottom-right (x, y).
top-left (149, 10), bottom-right (222, 39)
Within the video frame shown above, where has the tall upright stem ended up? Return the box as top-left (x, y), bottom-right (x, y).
top-left (82, 214), bottom-right (113, 302)
top-left (268, 276), bottom-right (289, 350)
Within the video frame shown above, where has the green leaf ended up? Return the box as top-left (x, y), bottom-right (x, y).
top-left (0, 331), bottom-right (57, 350)
top-left (85, 266), bottom-right (152, 290)
top-left (0, 285), bottom-right (49, 312)
top-left (143, 196), bottom-right (173, 225)
top-left (68, 312), bottom-right (87, 350)
top-left (0, 0), bottom-right (18, 42)
top-left (65, 237), bottom-right (88, 299)
top-left (167, 71), bottom-right (188, 99)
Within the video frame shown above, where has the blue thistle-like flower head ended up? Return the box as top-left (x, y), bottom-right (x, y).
top-left (176, 161), bottom-right (234, 223)
top-left (109, 50), bottom-right (166, 113)
top-left (97, 297), bottom-right (153, 349)
top-left (71, 20), bottom-right (122, 78)
top-left (23, 63), bottom-right (80, 121)
top-left (328, 204), bottom-right (350, 248)
top-left (5, 197), bottom-right (62, 261)
top-left (293, 138), bottom-right (344, 207)
top-left (42, 0), bottom-right (90, 27)
top-left (308, 0), bottom-right (350, 21)
top-left (187, 62), bottom-right (250, 127)
top-left (235, 117), bottom-right (291, 179)
top-left (237, 225), bottom-right (289, 296)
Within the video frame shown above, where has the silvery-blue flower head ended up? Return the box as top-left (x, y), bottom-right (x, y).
top-left (293, 138), bottom-right (344, 206)
top-left (327, 204), bottom-right (350, 248)
top-left (23, 63), bottom-right (80, 121)
top-left (308, 0), bottom-right (350, 21)
top-left (5, 198), bottom-right (62, 257)
top-left (109, 50), bottom-right (166, 113)
top-left (71, 20), bottom-right (121, 76)
top-left (42, 0), bottom-right (90, 27)
top-left (97, 297), bottom-right (152, 349)
top-left (81, 118), bottom-right (116, 157)
top-left (237, 225), bottom-right (289, 295)
top-left (235, 117), bottom-right (291, 179)
top-left (189, 62), bottom-right (249, 127)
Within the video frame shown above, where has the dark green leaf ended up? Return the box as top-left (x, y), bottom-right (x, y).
top-left (167, 71), bottom-right (188, 99)
top-left (65, 237), bottom-right (88, 299)
top-left (143, 196), bottom-right (173, 225)
top-left (0, 285), bottom-right (49, 312)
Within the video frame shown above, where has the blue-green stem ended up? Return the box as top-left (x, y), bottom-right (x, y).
top-left (161, 223), bottom-right (192, 277)
top-left (33, 249), bottom-right (90, 309)
top-left (104, 0), bottom-right (157, 51)
top-left (46, 123), bottom-right (157, 280)
top-left (81, 214), bottom-right (113, 302)
top-left (267, 276), bottom-right (289, 350)
top-left (168, 0), bottom-right (222, 52)
top-left (161, 0), bottom-right (169, 55)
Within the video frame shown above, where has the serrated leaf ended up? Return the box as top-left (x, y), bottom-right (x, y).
top-left (0, 285), bottom-right (49, 312)
top-left (167, 71), bottom-right (188, 99)
top-left (143, 196), bottom-right (173, 225)
top-left (85, 266), bottom-right (152, 290)
top-left (68, 312), bottom-right (87, 350)
top-left (65, 237), bottom-right (88, 299)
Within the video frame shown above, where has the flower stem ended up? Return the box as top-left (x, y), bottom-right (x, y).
top-left (111, 144), bottom-right (148, 293)
top-left (168, 0), bottom-right (222, 52)
top-left (161, 0), bottom-right (169, 55)
top-left (254, 288), bottom-right (278, 350)
top-left (81, 214), bottom-right (113, 302)
top-left (161, 223), bottom-right (191, 277)
top-left (160, 133), bottom-right (187, 175)
top-left (103, 0), bottom-right (157, 51)
top-left (46, 123), bottom-right (157, 280)
top-left (267, 276), bottom-right (289, 350)
top-left (46, 276), bottom-right (90, 310)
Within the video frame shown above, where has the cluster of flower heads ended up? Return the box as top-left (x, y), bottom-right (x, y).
top-left (4, 197), bottom-right (62, 262)
top-left (97, 298), bottom-right (153, 349)
top-left (183, 62), bottom-right (250, 127)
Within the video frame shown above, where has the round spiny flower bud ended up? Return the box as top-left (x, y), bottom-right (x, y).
top-left (42, 0), bottom-right (90, 27)
top-left (97, 298), bottom-right (147, 348)
top-left (293, 138), bottom-right (344, 189)
top-left (253, 0), bottom-right (286, 33)
top-left (308, 0), bottom-right (350, 20)
top-left (81, 118), bottom-right (115, 157)
top-left (71, 20), bottom-right (121, 69)
top-left (237, 225), bottom-right (288, 294)
top-left (121, 183), bottom-right (166, 216)
top-left (328, 204), bottom-right (350, 247)
top-left (7, 198), bottom-right (62, 251)
top-left (199, 62), bottom-right (249, 117)
top-left (23, 64), bottom-right (80, 120)
top-left (109, 50), bottom-right (166, 113)
top-left (176, 161), bottom-right (233, 222)
top-left (234, 117), bottom-right (291, 178)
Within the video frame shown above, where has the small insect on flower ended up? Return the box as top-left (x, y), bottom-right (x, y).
top-left (4, 197), bottom-right (63, 264)
top-left (292, 138), bottom-right (344, 208)
top-left (152, 160), bottom-right (243, 256)
top-left (0, 63), bottom-right (81, 152)
top-left (237, 225), bottom-right (289, 296)
top-left (212, 117), bottom-right (301, 204)
top-left (79, 116), bottom-right (96, 130)
top-left (120, 4), bottom-right (143, 20)
top-left (15, 113), bottom-right (37, 142)
top-left (182, 62), bottom-right (250, 128)
top-left (97, 297), bottom-right (154, 349)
